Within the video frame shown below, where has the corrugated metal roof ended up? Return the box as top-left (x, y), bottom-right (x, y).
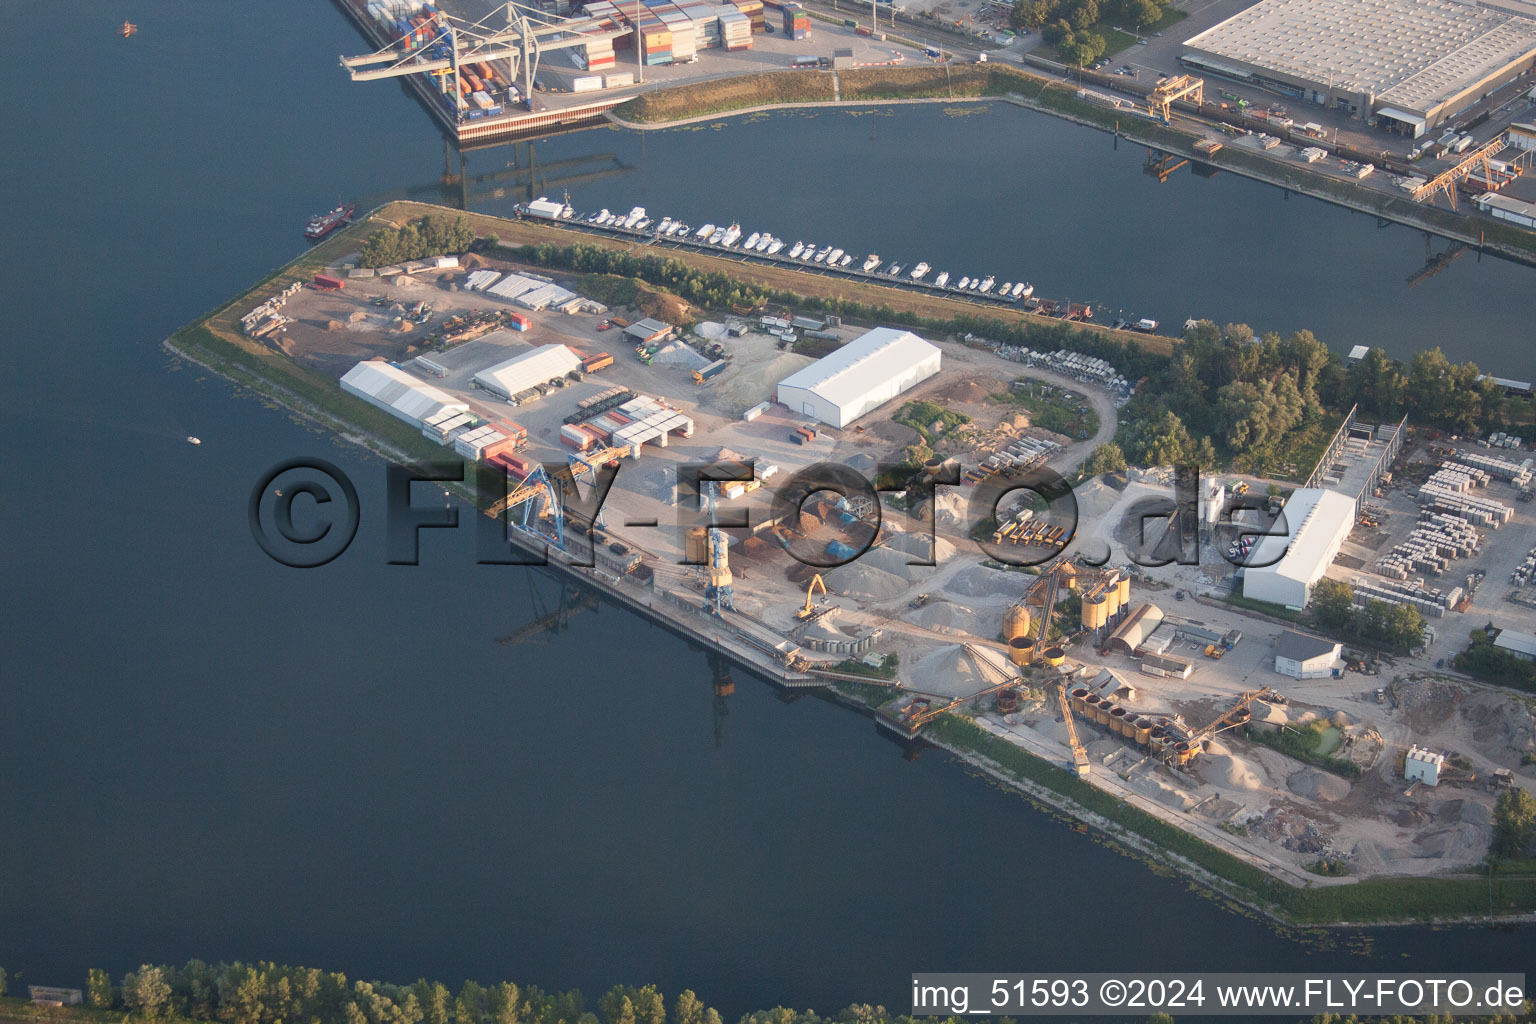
top-left (340, 361), bottom-right (469, 427)
top-left (1494, 629), bottom-right (1536, 657)
top-left (473, 344), bottom-right (582, 397)
top-left (1244, 488), bottom-right (1356, 587)
top-left (776, 327), bottom-right (940, 411)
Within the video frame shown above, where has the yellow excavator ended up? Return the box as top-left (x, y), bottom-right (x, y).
top-left (796, 573), bottom-right (828, 619)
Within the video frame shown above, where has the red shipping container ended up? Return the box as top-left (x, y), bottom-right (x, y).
top-left (508, 312), bottom-right (531, 330)
top-left (312, 273), bottom-right (345, 290)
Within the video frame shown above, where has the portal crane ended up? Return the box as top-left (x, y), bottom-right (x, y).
top-left (483, 464), bottom-right (567, 552)
top-left (701, 481), bottom-right (733, 615)
top-left (567, 444), bottom-right (636, 528)
top-left (1057, 682), bottom-right (1090, 775)
top-left (1147, 74), bottom-right (1203, 125)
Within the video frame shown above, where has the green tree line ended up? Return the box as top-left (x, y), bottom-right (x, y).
top-left (359, 215), bottom-right (476, 269)
top-left (0, 966), bottom-right (1531, 1024)
top-left (1115, 321), bottom-right (1527, 471)
top-left (1309, 579), bottom-right (1427, 654)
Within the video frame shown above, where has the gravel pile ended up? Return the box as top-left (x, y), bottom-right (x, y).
top-left (1286, 768), bottom-right (1351, 802)
top-left (825, 561), bottom-right (907, 600)
top-left (882, 529), bottom-right (958, 564)
top-left (1205, 753), bottom-right (1265, 791)
top-left (907, 600), bottom-right (1003, 638)
top-left (650, 341), bottom-right (710, 369)
top-left (945, 565), bottom-right (1028, 600)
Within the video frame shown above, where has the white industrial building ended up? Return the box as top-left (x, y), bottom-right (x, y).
top-left (1477, 193), bottom-right (1536, 230)
top-left (340, 360), bottom-right (469, 429)
top-left (775, 327), bottom-right (941, 428)
top-left (1181, 0), bottom-right (1536, 134)
top-left (473, 344), bottom-right (582, 400)
top-left (1405, 745), bottom-right (1445, 786)
top-left (1274, 630), bottom-right (1343, 678)
top-left (1242, 487), bottom-right (1357, 609)
top-left (1494, 628), bottom-right (1536, 661)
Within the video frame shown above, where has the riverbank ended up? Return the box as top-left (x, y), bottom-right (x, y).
top-left (168, 203), bottom-right (1536, 928)
top-left (610, 64), bottom-right (1536, 266)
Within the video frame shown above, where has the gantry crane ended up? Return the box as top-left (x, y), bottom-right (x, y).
top-left (483, 464), bottom-right (567, 552)
top-left (795, 573), bottom-right (828, 620)
top-left (1409, 135), bottom-right (1504, 210)
top-left (1057, 682), bottom-right (1090, 775)
top-left (1147, 74), bottom-right (1203, 125)
top-left (338, 2), bottom-right (632, 117)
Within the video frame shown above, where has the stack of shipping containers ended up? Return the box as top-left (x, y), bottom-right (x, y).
top-left (781, 2), bottom-right (809, 38)
top-left (731, 0), bottom-right (766, 34)
top-left (681, 3), bottom-right (721, 47)
top-left (718, 7), bottom-right (751, 48)
top-left (657, 6), bottom-right (696, 59)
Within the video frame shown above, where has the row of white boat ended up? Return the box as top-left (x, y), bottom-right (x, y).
top-left (577, 205), bottom-right (1035, 301)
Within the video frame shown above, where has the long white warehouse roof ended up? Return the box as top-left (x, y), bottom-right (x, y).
top-left (1245, 487), bottom-right (1356, 586)
top-left (340, 360), bottom-right (469, 427)
top-left (473, 344), bottom-right (582, 398)
top-left (776, 328), bottom-right (940, 410)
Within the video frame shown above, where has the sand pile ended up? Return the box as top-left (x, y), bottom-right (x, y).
top-left (1286, 768), bottom-right (1351, 802)
top-left (1130, 774), bottom-right (1197, 811)
top-left (1435, 799), bottom-right (1493, 828)
top-left (907, 601), bottom-right (1002, 638)
top-left (945, 565), bottom-right (1027, 600)
top-left (1461, 691), bottom-right (1536, 763)
top-left (1204, 753), bottom-right (1264, 791)
top-left (859, 545), bottom-right (926, 581)
top-left (650, 341), bottom-right (710, 369)
top-left (910, 644), bottom-right (999, 692)
top-left (694, 321), bottom-right (727, 340)
top-left (882, 529), bottom-right (958, 564)
top-left (1414, 823), bottom-right (1486, 862)
top-left (824, 561), bottom-right (907, 600)
top-left (948, 379), bottom-right (993, 403)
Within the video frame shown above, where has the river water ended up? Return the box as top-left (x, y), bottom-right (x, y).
top-left (0, 0), bottom-right (1529, 1016)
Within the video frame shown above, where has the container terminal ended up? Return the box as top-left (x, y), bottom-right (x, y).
top-left (333, 0), bottom-right (914, 141)
top-left (206, 202), bottom-right (1536, 903)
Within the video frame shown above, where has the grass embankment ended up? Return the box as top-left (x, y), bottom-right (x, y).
top-left (925, 714), bottom-right (1536, 923)
top-left (616, 70), bottom-right (835, 122)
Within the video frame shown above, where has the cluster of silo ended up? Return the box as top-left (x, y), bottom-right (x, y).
top-left (1376, 511), bottom-right (1480, 579)
top-left (1079, 572), bottom-right (1131, 635)
top-left (1067, 686), bottom-right (1179, 760)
